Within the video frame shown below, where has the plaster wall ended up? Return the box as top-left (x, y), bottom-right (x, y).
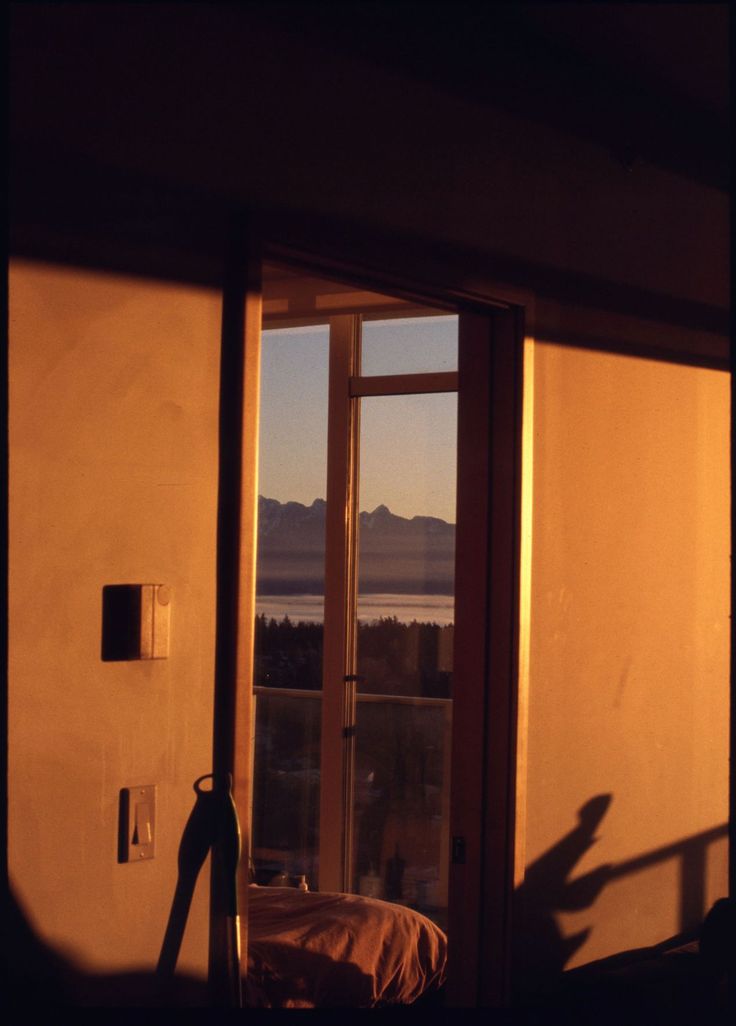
top-left (8, 260), bottom-right (222, 976)
top-left (523, 342), bottom-right (730, 970)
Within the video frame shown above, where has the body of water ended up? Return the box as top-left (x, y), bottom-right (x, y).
top-left (256, 593), bottom-right (454, 626)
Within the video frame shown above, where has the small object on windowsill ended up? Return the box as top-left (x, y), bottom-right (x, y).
top-left (359, 865), bottom-right (382, 899)
top-left (385, 844), bottom-right (406, 901)
top-left (268, 869), bottom-right (288, 887)
top-left (297, 875), bottom-right (308, 892)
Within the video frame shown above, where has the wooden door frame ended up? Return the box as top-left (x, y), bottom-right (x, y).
top-left (319, 313), bottom-right (361, 893)
top-left (211, 233), bottom-right (262, 999)
top-left (445, 308), bottom-right (527, 1007)
top-left (229, 239), bottom-right (530, 1007)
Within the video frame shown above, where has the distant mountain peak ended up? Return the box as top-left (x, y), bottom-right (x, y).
top-left (258, 495), bottom-right (327, 536)
top-left (256, 495), bottom-right (455, 594)
top-left (371, 503), bottom-right (391, 517)
top-left (257, 496), bottom-right (454, 531)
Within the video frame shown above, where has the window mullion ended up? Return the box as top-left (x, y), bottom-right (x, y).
top-left (350, 371), bottom-right (458, 397)
top-left (319, 313), bottom-right (361, 892)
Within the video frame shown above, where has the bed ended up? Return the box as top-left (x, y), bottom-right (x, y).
top-left (245, 884), bottom-right (448, 1007)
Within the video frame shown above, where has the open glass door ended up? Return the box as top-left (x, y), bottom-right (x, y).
top-left (249, 263), bottom-right (525, 1006)
top-left (346, 321), bottom-right (458, 929)
top-left (251, 267), bottom-right (458, 930)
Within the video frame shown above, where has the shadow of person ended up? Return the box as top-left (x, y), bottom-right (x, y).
top-left (513, 794), bottom-right (614, 1000)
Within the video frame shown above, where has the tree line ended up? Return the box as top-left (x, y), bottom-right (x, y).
top-left (254, 613), bottom-right (453, 698)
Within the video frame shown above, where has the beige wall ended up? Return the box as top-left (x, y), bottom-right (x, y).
top-left (8, 268), bottom-right (730, 989)
top-left (8, 260), bottom-right (222, 976)
top-left (521, 342), bottom-right (730, 972)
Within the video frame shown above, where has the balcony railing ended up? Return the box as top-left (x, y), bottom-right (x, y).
top-left (251, 685), bottom-right (452, 927)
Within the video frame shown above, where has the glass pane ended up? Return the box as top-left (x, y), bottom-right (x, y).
top-left (255, 324), bottom-right (329, 684)
top-left (253, 324), bottom-right (329, 887)
top-left (252, 690), bottom-right (321, 888)
top-left (352, 697), bottom-right (452, 929)
top-left (361, 315), bottom-right (458, 376)
top-left (351, 391), bottom-right (457, 928)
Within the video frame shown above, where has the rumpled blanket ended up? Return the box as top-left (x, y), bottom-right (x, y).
top-left (246, 884), bottom-right (447, 1007)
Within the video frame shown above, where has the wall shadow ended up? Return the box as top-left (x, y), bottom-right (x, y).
top-left (512, 793), bottom-right (729, 1004)
top-left (5, 774), bottom-right (241, 1008)
top-left (513, 794), bottom-right (614, 994)
top-left (5, 882), bottom-right (209, 1008)
top-left (7, 788), bottom-right (729, 1009)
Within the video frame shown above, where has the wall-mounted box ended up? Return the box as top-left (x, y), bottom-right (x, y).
top-left (101, 584), bottom-right (171, 661)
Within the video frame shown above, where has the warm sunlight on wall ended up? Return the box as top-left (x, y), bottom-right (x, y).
top-left (8, 261), bottom-right (221, 975)
top-left (521, 342), bottom-right (730, 975)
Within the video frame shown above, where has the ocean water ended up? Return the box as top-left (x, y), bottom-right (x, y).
top-left (255, 593), bottom-right (454, 626)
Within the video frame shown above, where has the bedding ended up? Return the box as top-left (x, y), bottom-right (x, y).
top-left (246, 884), bottom-right (447, 1007)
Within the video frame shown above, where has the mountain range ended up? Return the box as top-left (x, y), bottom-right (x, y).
top-left (257, 496), bottom-right (455, 595)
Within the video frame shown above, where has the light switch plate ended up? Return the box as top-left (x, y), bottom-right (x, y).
top-left (119, 785), bottom-right (156, 862)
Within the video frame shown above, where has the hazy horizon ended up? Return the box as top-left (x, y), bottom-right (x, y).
top-left (255, 592), bottom-right (455, 626)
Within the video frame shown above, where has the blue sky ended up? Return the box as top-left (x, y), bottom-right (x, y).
top-left (258, 318), bottom-right (458, 523)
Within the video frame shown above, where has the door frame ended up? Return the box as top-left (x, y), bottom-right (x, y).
top-left (230, 239), bottom-right (530, 1007)
top-left (446, 308), bottom-right (528, 1006)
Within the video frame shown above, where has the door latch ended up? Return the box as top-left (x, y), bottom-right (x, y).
top-left (451, 835), bottom-right (466, 864)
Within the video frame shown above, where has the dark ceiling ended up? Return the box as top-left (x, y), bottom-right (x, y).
top-left (9, 2), bottom-right (728, 191)
top-left (513, 3), bottom-right (728, 114)
top-left (257, 1), bottom-right (728, 189)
